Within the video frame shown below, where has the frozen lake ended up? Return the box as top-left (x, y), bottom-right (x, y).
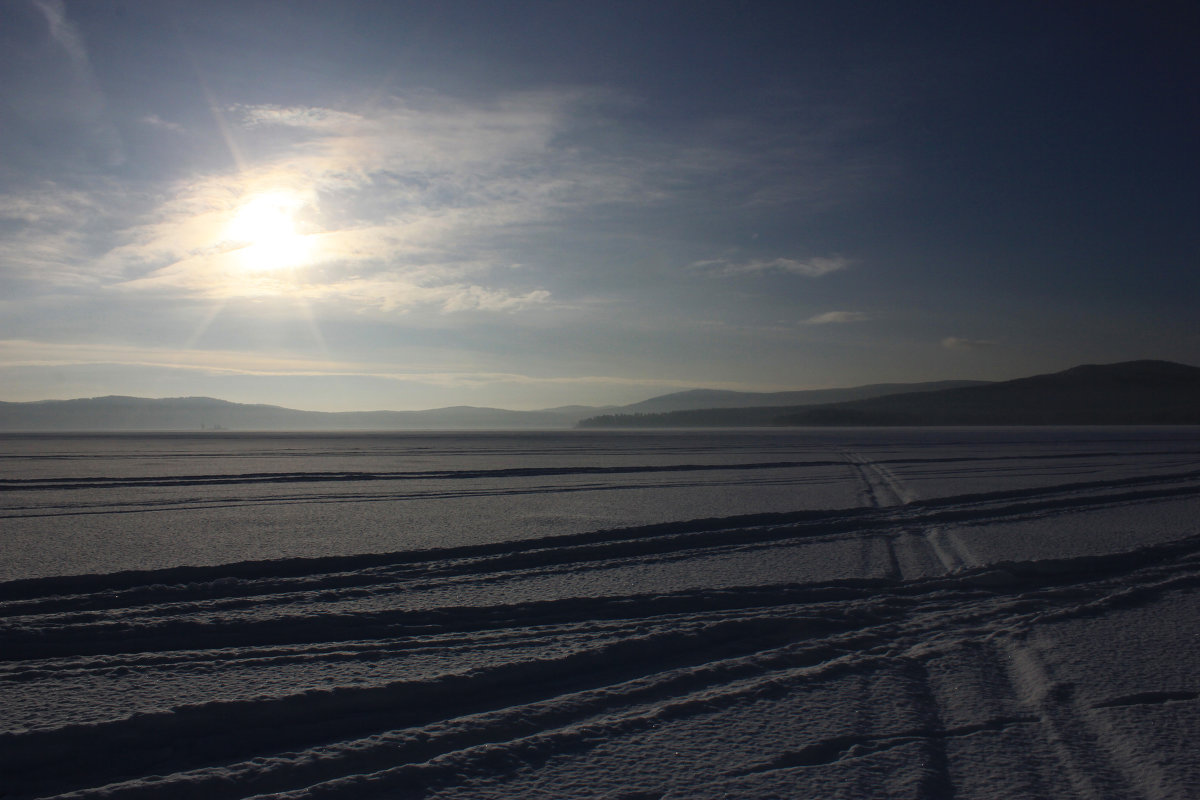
top-left (2, 428), bottom-right (1199, 798)
top-left (5, 427), bottom-right (1199, 580)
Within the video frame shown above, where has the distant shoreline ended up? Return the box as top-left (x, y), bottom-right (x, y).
top-left (4, 360), bottom-right (1199, 431)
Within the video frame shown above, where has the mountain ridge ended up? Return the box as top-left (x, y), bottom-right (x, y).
top-left (580, 360), bottom-right (1200, 428)
top-left (3, 363), bottom-right (1196, 430)
top-left (0, 396), bottom-right (585, 431)
top-left (617, 380), bottom-right (990, 414)
top-left (0, 378), bottom-right (995, 431)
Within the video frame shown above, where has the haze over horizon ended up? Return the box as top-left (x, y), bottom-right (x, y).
top-left (2, 2), bottom-right (1196, 411)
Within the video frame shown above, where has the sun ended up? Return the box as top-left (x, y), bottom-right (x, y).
top-left (225, 191), bottom-right (314, 272)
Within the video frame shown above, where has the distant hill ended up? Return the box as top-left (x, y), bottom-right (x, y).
top-left (776, 360), bottom-right (1200, 426)
top-left (617, 381), bottom-right (989, 414)
top-left (579, 361), bottom-right (1200, 427)
top-left (6, 363), bottom-right (1197, 431)
top-left (578, 405), bottom-right (814, 428)
top-left (0, 380), bottom-right (986, 432)
top-left (0, 396), bottom-right (589, 431)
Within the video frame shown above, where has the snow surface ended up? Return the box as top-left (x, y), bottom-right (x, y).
top-left (1, 428), bottom-right (1198, 799)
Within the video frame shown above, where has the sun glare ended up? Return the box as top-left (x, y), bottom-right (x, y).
top-left (225, 192), bottom-right (314, 272)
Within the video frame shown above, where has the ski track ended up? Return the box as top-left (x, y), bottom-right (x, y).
top-left (2, 434), bottom-right (1200, 799)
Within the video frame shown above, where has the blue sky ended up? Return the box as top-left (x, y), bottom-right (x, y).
top-left (1, 1), bottom-right (1196, 410)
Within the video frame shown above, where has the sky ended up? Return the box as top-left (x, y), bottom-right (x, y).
top-left (1, 1), bottom-right (1197, 411)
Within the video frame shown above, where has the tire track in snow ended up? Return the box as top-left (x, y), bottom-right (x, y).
top-left (1002, 641), bottom-right (1147, 800)
top-left (3, 460), bottom-right (1199, 798)
top-left (0, 461), bottom-right (841, 493)
top-left (844, 453), bottom-right (949, 583)
top-left (843, 451), bottom-right (909, 508)
top-left (4, 468), bottom-right (1199, 642)
top-left (4, 461), bottom-right (1198, 528)
top-left (3, 516), bottom-right (1200, 798)
top-left (924, 527), bottom-right (976, 572)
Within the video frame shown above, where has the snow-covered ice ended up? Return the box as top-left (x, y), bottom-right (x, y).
top-left (1, 428), bottom-right (1198, 799)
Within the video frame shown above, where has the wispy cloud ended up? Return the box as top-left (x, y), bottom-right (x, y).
top-left (942, 336), bottom-right (998, 350)
top-left (0, 181), bottom-right (130, 285)
top-left (140, 114), bottom-right (185, 134)
top-left (102, 94), bottom-right (649, 312)
top-left (297, 274), bottom-right (553, 314)
top-left (804, 310), bottom-right (869, 324)
top-left (34, 0), bottom-right (88, 66)
top-left (690, 256), bottom-right (852, 278)
top-left (235, 104), bottom-right (364, 131)
top-left (0, 338), bottom-right (711, 391)
top-left (0, 186), bottom-right (96, 224)
top-left (4, 68), bottom-right (880, 315)
top-left (29, 0), bottom-right (123, 167)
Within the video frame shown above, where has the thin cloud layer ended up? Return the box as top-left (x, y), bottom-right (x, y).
top-left (942, 336), bottom-right (998, 350)
top-left (691, 256), bottom-right (852, 278)
top-left (27, 0), bottom-right (123, 168)
top-left (0, 338), bottom-right (711, 392)
top-left (805, 311), bottom-right (869, 324)
top-left (96, 93), bottom-right (866, 315)
top-left (106, 96), bottom-right (600, 312)
top-left (140, 113), bottom-right (185, 134)
top-left (35, 0), bottom-right (88, 66)
top-left (0, 180), bottom-right (131, 286)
